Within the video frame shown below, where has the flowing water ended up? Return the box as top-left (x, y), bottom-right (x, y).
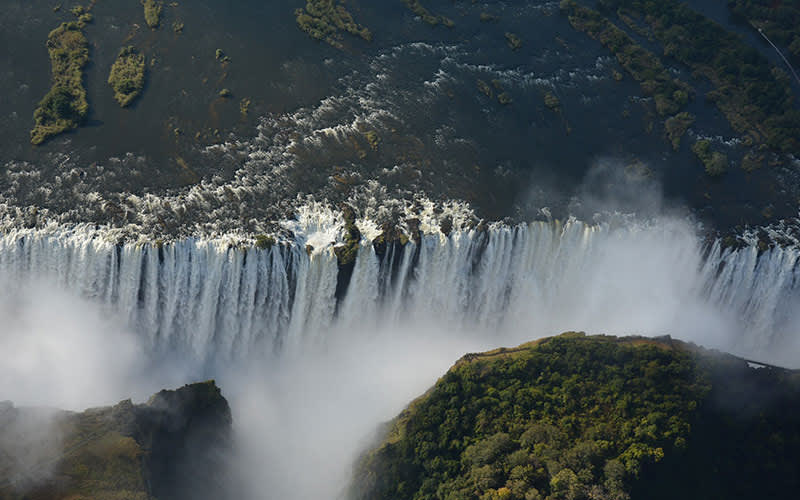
top-left (1, 211), bottom-right (799, 498)
top-left (2, 1), bottom-right (800, 497)
top-left (2, 215), bottom-right (798, 365)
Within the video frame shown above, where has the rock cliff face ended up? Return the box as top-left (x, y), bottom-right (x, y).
top-left (350, 333), bottom-right (800, 500)
top-left (0, 380), bottom-right (232, 500)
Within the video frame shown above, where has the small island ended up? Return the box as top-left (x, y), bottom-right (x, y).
top-left (108, 46), bottom-right (146, 107)
top-left (295, 0), bottom-right (372, 48)
top-left (143, 0), bottom-right (163, 29)
top-left (30, 22), bottom-right (90, 145)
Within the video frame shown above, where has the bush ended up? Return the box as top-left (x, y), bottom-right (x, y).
top-left (143, 0), bottom-right (163, 29)
top-left (108, 46), bottom-right (146, 107)
top-left (30, 22), bottom-right (89, 144)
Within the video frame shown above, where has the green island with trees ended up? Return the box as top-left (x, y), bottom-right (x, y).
top-left (403, 0), bottom-right (455, 28)
top-left (691, 139), bottom-right (728, 177)
top-left (295, 0), bottom-right (372, 49)
top-left (30, 21), bottom-right (91, 145)
top-left (351, 332), bottom-right (800, 500)
top-left (560, 0), bottom-right (691, 119)
top-left (664, 112), bottom-right (695, 150)
top-left (143, 0), bottom-right (163, 29)
top-left (589, 0), bottom-right (800, 154)
top-left (108, 46), bottom-right (146, 107)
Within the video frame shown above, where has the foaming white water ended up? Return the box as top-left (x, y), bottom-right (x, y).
top-left (1, 217), bottom-right (798, 365)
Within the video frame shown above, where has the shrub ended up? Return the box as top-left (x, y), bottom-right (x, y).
top-left (108, 46), bottom-right (146, 107)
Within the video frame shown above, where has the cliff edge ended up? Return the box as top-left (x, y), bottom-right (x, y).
top-left (351, 333), bottom-right (800, 500)
top-left (0, 380), bottom-right (232, 500)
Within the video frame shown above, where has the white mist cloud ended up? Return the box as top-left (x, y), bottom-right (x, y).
top-left (225, 322), bottom-right (492, 500)
top-left (0, 277), bottom-right (147, 410)
top-left (0, 405), bottom-right (63, 491)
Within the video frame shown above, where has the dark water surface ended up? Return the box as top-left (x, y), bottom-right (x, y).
top-left (0, 0), bottom-right (797, 234)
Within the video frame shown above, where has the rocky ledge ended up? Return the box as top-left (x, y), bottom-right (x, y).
top-left (0, 380), bottom-right (232, 500)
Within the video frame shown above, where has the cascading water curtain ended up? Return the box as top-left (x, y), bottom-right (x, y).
top-left (1, 219), bottom-right (798, 365)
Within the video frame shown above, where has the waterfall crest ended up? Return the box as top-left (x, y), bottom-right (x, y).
top-left (1, 218), bottom-right (798, 365)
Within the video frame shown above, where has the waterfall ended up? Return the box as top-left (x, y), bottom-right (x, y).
top-left (1, 218), bottom-right (798, 365)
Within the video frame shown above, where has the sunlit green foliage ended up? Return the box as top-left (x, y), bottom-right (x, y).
top-left (692, 139), bottom-right (728, 177)
top-left (352, 334), bottom-right (709, 500)
top-left (295, 0), bottom-right (372, 49)
top-left (254, 234), bottom-right (276, 249)
top-left (30, 22), bottom-right (90, 145)
top-left (335, 205), bottom-right (361, 266)
top-left (108, 46), bottom-right (146, 107)
top-left (352, 334), bottom-right (800, 500)
top-left (143, 0), bottom-right (163, 29)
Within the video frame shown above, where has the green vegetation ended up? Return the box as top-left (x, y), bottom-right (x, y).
top-left (728, 0), bottom-right (800, 63)
top-left (364, 130), bottom-right (380, 151)
top-left (352, 333), bottom-right (800, 500)
top-left (240, 97), bottom-right (251, 117)
top-left (143, 0), bottom-right (163, 29)
top-left (741, 151), bottom-right (764, 172)
top-left (173, 20), bottom-right (184, 33)
top-left (372, 222), bottom-right (410, 259)
top-left (295, 0), bottom-right (372, 49)
top-left (595, 0), bottom-right (800, 153)
top-left (108, 46), bottom-right (146, 107)
top-left (254, 234), bottom-right (276, 249)
top-left (664, 111), bottom-right (695, 150)
top-left (334, 205), bottom-right (361, 266)
top-left (215, 48), bottom-right (231, 63)
top-left (692, 139), bottom-right (728, 177)
top-left (498, 92), bottom-right (513, 105)
top-left (544, 91), bottom-right (561, 110)
top-left (403, 0), bottom-right (454, 27)
top-left (561, 1), bottom-right (690, 117)
top-left (219, 88), bottom-right (232, 98)
top-left (477, 80), bottom-right (493, 99)
top-left (505, 32), bottom-right (523, 50)
top-left (30, 22), bottom-right (90, 145)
